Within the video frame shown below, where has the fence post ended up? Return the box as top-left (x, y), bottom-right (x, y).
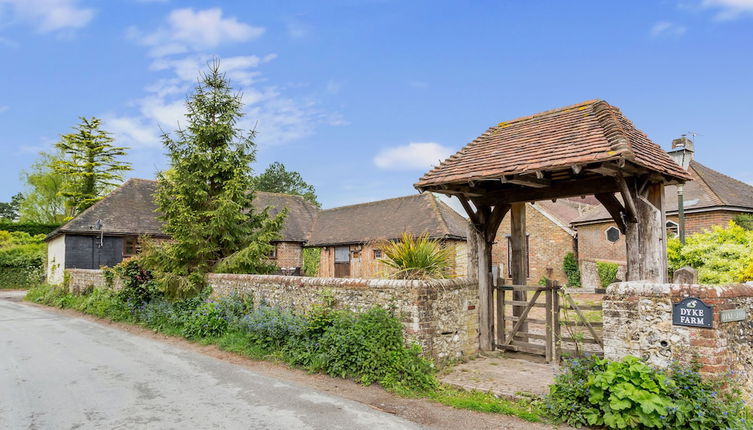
top-left (552, 281), bottom-right (561, 363)
top-left (496, 280), bottom-right (505, 348)
top-left (545, 279), bottom-right (553, 363)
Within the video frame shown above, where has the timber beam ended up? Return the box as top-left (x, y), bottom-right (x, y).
top-left (594, 193), bottom-right (628, 234)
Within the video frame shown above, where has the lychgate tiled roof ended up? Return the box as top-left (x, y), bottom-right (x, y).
top-left (415, 99), bottom-right (690, 188)
top-left (307, 193), bottom-right (468, 247)
top-left (572, 161), bottom-right (753, 225)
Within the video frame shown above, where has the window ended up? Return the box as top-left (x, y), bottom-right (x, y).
top-left (268, 245), bottom-right (277, 259)
top-left (605, 226), bottom-right (621, 243)
top-left (123, 236), bottom-right (139, 257)
top-left (666, 220), bottom-right (679, 238)
top-left (373, 249), bottom-right (383, 259)
top-left (506, 235), bottom-right (530, 278)
top-left (334, 246), bottom-right (350, 263)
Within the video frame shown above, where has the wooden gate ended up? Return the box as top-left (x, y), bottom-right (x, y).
top-left (493, 281), bottom-right (560, 362)
top-left (555, 291), bottom-right (604, 359)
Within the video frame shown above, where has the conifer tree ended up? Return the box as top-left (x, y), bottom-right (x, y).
top-left (151, 61), bottom-right (284, 296)
top-left (53, 117), bottom-right (131, 216)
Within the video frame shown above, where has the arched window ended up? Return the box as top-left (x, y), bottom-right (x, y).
top-left (605, 226), bottom-right (620, 243)
top-left (666, 220), bottom-right (679, 238)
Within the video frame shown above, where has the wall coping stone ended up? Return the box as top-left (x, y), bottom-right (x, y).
top-left (607, 282), bottom-right (753, 299)
top-left (207, 273), bottom-right (477, 291)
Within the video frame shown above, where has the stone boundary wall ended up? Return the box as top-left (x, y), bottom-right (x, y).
top-left (66, 268), bottom-right (122, 294)
top-left (208, 274), bottom-right (479, 363)
top-left (62, 269), bottom-right (480, 363)
top-left (604, 282), bottom-right (753, 403)
top-left (579, 259), bottom-right (627, 290)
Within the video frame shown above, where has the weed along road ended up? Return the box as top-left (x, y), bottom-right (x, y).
top-left (0, 291), bottom-right (420, 430)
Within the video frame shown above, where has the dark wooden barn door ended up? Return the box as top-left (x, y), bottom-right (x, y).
top-left (334, 246), bottom-right (350, 278)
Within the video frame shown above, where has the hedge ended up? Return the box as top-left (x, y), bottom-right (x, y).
top-left (0, 222), bottom-right (61, 236)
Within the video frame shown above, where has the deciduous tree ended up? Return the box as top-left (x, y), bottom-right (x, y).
top-left (19, 151), bottom-right (67, 223)
top-left (254, 161), bottom-right (320, 207)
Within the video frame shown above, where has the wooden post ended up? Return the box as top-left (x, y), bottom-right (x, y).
top-left (545, 279), bottom-right (553, 363)
top-left (510, 203), bottom-right (528, 340)
top-left (496, 280), bottom-right (505, 347)
top-left (477, 228), bottom-right (493, 351)
top-left (625, 183), bottom-right (666, 283)
top-left (553, 282), bottom-right (561, 363)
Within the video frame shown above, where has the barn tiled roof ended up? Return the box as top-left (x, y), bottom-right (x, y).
top-left (46, 179), bottom-right (320, 242)
top-left (307, 193), bottom-right (468, 247)
top-left (416, 100), bottom-right (691, 188)
top-left (572, 161), bottom-right (753, 225)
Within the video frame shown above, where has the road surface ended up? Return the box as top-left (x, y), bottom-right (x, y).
top-left (0, 291), bottom-right (420, 429)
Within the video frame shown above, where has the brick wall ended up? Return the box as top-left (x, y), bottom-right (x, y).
top-left (493, 204), bottom-right (576, 285)
top-left (271, 241), bottom-right (303, 271)
top-left (208, 274), bottom-right (479, 362)
top-left (604, 282), bottom-right (753, 403)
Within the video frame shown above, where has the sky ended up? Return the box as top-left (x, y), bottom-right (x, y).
top-left (1, 0), bottom-right (752, 210)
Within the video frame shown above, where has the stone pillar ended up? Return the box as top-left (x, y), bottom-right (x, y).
top-left (603, 281), bottom-right (753, 403)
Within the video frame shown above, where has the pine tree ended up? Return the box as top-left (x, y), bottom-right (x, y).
top-left (53, 117), bottom-right (131, 216)
top-left (151, 61), bottom-right (284, 296)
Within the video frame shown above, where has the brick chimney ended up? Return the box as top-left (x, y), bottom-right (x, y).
top-left (668, 135), bottom-right (695, 169)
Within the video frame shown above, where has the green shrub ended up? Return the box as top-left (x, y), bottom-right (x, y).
top-left (563, 252), bottom-right (581, 288)
top-left (668, 221), bottom-right (753, 284)
top-left (182, 302), bottom-right (229, 339)
top-left (0, 222), bottom-right (60, 236)
top-left (734, 214), bottom-right (753, 231)
top-left (380, 233), bottom-right (451, 279)
top-left (0, 230), bottom-right (46, 289)
top-left (546, 356), bottom-right (751, 429)
top-left (596, 261), bottom-right (619, 288)
top-left (238, 305), bottom-right (307, 350)
top-left (302, 247), bottom-right (321, 276)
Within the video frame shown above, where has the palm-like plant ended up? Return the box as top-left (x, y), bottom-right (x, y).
top-left (380, 233), bottom-right (452, 280)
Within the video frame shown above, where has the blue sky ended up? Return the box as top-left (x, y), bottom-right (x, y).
top-left (1, 0), bottom-right (752, 209)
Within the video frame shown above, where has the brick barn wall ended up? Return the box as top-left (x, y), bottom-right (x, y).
top-left (272, 241), bottom-right (303, 270)
top-left (492, 204), bottom-right (576, 285)
top-left (576, 209), bottom-right (748, 288)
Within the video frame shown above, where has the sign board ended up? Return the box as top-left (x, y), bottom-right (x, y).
top-left (672, 297), bottom-right (713, 328)
top-left (721, 309), bottom-right (746, 323)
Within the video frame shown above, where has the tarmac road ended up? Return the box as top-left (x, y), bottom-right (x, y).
top-left (0, 291), bottom-right (420, 430)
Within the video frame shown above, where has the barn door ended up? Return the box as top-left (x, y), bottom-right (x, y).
top-left (334, 246), bottom-right (350, 278)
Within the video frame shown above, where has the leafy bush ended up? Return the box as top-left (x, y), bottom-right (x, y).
top-left (596, 261), bottom-right (619, 288)
top-left (563, 252), bottom-right (581, 288)
top-left (380, 233), bottom-right (451, 280)
top-left (734, 214), bottom-right (753, 231)
top-left (182, 302), bottom-right (230, 339)
top-left (302, 247), bottom-right (321, 277)
top-left (546, 356), bottom-right (751, 429)
top-left (238, 305), bottom-right (307, 350)
top-left (668, 221), bottom-right (753, 284)
top-left (0, 230), bottom-right (46, 288)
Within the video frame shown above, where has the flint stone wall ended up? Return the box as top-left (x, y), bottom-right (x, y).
top-left (208, 274), bottom-right (479, 363)
top-left (604, 282), bottom-right (753, 402)
top-left (66, 268), bottom-right (121, 294)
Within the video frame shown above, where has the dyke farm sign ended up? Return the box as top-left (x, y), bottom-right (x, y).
top-left (672, 297), bottom-right (713, 329)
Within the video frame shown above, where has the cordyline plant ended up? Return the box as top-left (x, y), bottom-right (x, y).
top-left (146, 60), bottom-right (285, 297)
top-left (379, 233), bottom-right (452, 280)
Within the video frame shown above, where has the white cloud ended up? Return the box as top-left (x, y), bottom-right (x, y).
top-left (0, 105), bottom-right (8, 113)
top-left (0, 37), bottom-right (19, 48)
top-left (150, 53), bottom-right (276, 85)
top-left (0, 0), bottom-right (94, 33)
top-left (286, 19), bottom-right (310, 39)
top-left (128, 8), bottom-right (264, 57)
top-left (650, 21), bottom-right (687, 37)
top-left (374, 142), bottom-right (453, 170)
top-left (702, 0), bottom-right (753, 19)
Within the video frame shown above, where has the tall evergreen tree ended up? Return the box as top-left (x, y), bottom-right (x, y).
top-left (151, 61), bottom-right (284, 295)
top-left (253, 161), bottom-right (320, 207)
top-left (0, 193), bottom-right (24, 221)
top-left (53, 117), bottom-right (131, 216)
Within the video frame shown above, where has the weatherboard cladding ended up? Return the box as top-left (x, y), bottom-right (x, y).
top-left (415, 99), bottom-right (690, 188)
top-left (48, 179), bottom-right (467, 247)
top-left (573, 160), bottom-right (753, 225)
